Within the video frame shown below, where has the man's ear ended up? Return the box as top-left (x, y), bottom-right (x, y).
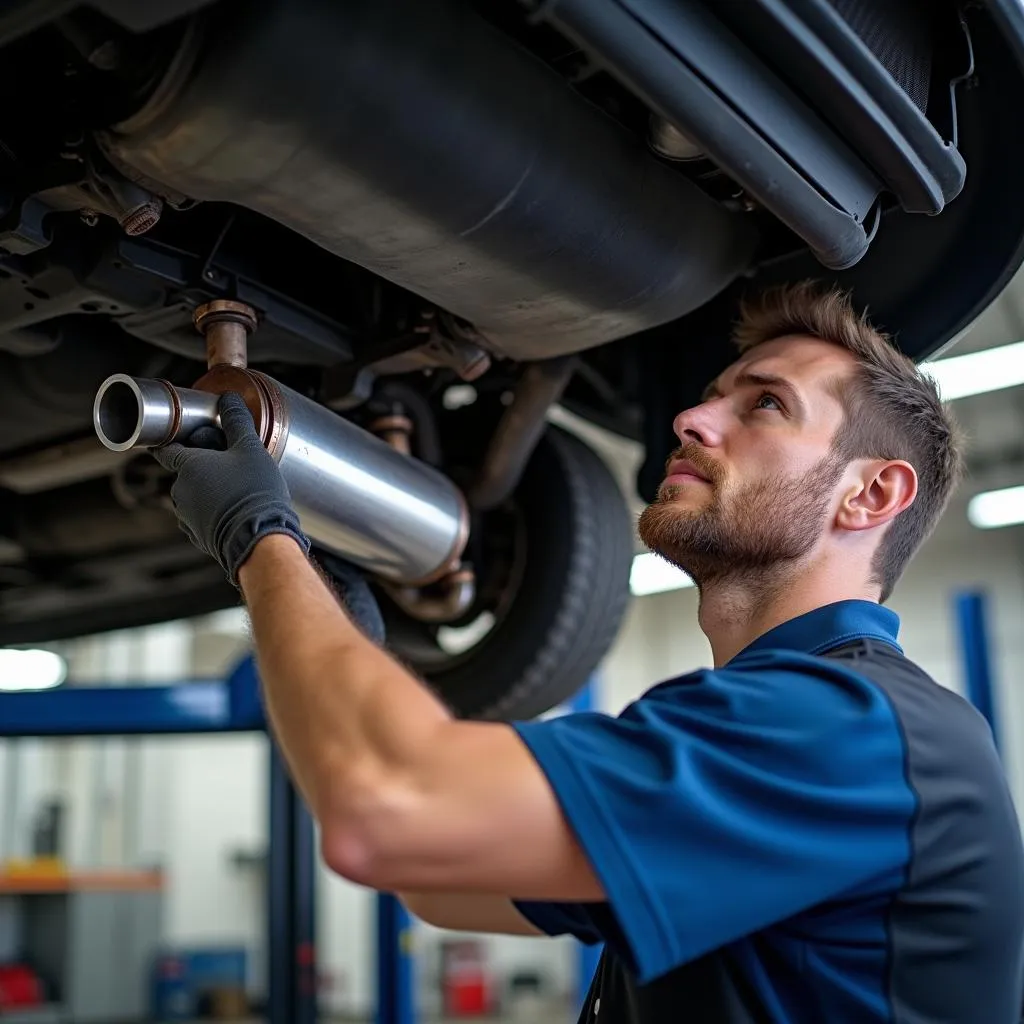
top-left (836, 460), bottom-right (917, 533)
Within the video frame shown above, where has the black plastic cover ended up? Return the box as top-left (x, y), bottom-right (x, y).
top-left (535, 0), bottom-right (968, 268)
top-left (716, 0), bottom-right (967, 214)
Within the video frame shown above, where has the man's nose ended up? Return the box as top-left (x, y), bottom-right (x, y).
top-left (673, 401), bottom-right (724, 447)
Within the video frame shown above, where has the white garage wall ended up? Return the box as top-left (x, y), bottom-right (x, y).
top-left (152, 619), bottom-right (270, 998)
top-left (159, 733), bottom-right (267, 947)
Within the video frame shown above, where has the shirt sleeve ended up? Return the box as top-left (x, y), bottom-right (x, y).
top-left (510, 650), bottom-right (916, 984)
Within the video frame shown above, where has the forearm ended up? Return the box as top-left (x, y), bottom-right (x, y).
top-left (237, 534), bottom-right (453, 836)
top-left (150, 394), bottom-right (602, 901)
top-left (236, 539), bottom-right (601, 902)
top-left (398, 891), bottom-right (543, 935)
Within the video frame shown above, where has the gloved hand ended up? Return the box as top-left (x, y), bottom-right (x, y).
top-left (151, 391), bottom-right (310, 586)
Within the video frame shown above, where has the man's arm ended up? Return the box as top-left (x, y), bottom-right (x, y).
top-left (238, 533), bottom-right (604, 901)
top-left (397, 893), bottom-right (543, 935)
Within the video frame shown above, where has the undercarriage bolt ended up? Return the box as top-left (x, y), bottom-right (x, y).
top-left (119, 199), bottom-right (163, 236)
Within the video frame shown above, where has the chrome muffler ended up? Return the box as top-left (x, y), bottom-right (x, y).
top-left (92, 301), bottom-right (470, 605)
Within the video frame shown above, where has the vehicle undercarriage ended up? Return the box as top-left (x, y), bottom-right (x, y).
top-left (1, 0), bottom-right (1023, 717)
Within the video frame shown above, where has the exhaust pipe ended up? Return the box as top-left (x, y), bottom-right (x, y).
top-left (93, 302), bottom-right (469, 591)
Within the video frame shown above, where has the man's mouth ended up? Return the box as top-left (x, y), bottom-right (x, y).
top-left (662, 458), bottom-right (711, 487)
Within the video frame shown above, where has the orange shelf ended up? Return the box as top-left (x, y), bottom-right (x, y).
top-left (0, 869), bottom-right (164, 893)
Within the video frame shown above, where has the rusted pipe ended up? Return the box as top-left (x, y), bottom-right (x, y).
top-left (467, 354), bottom-right (577, 510)
top-left (194, 299), bottom-right (257, 369)
top-left (371, 405), bottom-right (477, 622)
top-left (370, 413), bottom-right (414, 457)
top-left (382, 566), bottom-right (476, 624)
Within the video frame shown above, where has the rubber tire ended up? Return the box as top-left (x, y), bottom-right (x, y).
top-left (382, 424), bottom-right (635, 721)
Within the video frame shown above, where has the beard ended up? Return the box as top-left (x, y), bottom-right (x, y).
top-left (636, 443), bottom-right (844, 591)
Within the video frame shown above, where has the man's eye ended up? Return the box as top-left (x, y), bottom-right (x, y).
top-left (754, 392), bottom-right (782, 411)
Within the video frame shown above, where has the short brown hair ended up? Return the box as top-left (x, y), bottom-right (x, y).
top-left (732, 280), bottom-right (965, 601)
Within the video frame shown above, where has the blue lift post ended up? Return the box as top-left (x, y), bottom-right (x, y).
top-left (375, 893), bottom-right (414, 1024)
top-left (954, 590), bottom-right (1002, 755)
top-left (0, 653), bottom-right (317, 1024)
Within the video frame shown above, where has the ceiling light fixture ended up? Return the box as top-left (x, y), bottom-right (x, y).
top-left (967, 485), bottom-right (1024, 530)
top-left (0, 649), bottom-right (68, 691)
top-left (922, 340), bottom-right (1024, 401)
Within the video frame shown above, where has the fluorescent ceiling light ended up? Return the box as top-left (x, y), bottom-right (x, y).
top-left (0, 649), bottom-right (67, 691)
top-left (923, 340), bottom-right (1024, 401)
top-left (967, 485), bottom-right (1024, 530)
top-left (630, 552), bottom-right (696, 597)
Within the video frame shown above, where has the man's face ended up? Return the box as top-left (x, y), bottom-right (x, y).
top-left (637, 335), bottom-right (857, 588)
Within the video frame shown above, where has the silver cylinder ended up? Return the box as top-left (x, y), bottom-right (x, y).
top-left (93, 375), bottom-right (221, 452)
top-left (270, 378), bottom-right (468, 584)
top-left (92, 373), bottom-right (468, 585)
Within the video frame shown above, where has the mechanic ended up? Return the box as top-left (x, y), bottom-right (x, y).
top-left (151, 280), bottom-right (1024, 1024)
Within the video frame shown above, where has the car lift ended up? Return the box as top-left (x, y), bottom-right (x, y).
top-left (0, 652), bottom-right (415, 1024)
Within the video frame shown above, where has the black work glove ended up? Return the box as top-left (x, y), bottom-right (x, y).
top-left (151, 391), bottom-right (310, 586)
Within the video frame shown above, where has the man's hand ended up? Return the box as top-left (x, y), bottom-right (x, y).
top-left (151, 391), bottom-right (310, 585)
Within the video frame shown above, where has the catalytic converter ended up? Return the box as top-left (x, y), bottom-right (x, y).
top-left (92, 301), bottom-right (469, 594)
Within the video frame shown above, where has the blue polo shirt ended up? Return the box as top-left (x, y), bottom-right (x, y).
top-left (512, 600), bottom-right (1024, 1023)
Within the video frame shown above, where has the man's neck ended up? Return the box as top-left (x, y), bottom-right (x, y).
top-left (697, 567), bottom-right (881, 667)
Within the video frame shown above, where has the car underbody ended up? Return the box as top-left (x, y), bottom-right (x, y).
top-left (1, 0), bottom-right (1023, 716)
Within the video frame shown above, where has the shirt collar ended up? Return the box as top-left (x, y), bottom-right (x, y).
top-left (734, 599), bottom-right (902, 661)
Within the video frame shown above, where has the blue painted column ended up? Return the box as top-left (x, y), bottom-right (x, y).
top-left (569, 677), bottom-right (604, 1008)
top-left (954, 590), bottom-right (1001, 755)
top-left (268, 739), bottom-right (319, 1024)
top-left (256, 647), bottom-right (317, 1024)
top-left (376, 893), bottom-right (414, 1024)
top-left (294, 781), bottom-right (319, 1024)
